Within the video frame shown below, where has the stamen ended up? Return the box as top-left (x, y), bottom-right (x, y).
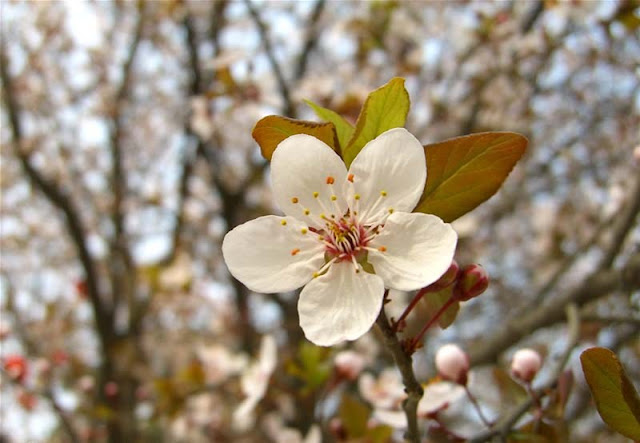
top-left (348, 174), bottom-right (354, 182)
top-left (291, 248), bottom-right (300, 256)
top-left (326, 176), bottom-right (335, 185)
top-left (380, 190), bottom-right (387, 197)
top-left (291, 197), bottom-right (299, 204)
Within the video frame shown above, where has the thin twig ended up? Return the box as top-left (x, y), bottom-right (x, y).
top-left (244, 0), bottom-right (294, 117)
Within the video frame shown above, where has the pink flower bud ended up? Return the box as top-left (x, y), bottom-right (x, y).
top-left (334, 350), bottom-right (365, 381)
top-left (435, 344), bottom-right (470, 385)
top-left (104, 381), bottom-right (119, 398)
top-left (456, 264), bottom-right (489, 301)
top-left (511, 348), bottom-right (542, 383)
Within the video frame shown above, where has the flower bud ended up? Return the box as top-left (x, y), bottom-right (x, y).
top-left (104, 381), bottom-right (119, 398)
top-left (3, 355), bottom-right (27, 384)
top-left (511, 348), bottom-right (542, 383)
top-left (456, 264), bottom-right (489, 301)
top-left (435, 344), bottom-right (469, 385)
top-left (334, 350), bottom-right (365, 381)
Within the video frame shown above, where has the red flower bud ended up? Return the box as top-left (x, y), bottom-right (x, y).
top-left (456, 264), bottom-right (489, 301)
top-left (435, 344), bottom-right (470, 386)
top-left (511, 348), bottom-right (542, 383)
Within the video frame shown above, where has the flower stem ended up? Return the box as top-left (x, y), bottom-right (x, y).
top-left (465, 385), bottom-right (492, 428)
top-left (409, 295), bottom-right (457, 351)
top-left (392, 287), bottom-right (430, 332)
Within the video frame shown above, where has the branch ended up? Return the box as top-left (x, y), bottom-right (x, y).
top-left (468, 253), bottom-right (640, 366)
top-left (0, 42), bottom-right (112, 354)
top-left (108, 1), bottom-right (145, 330)
top-left (244, 0), bottom-right (294, 117)
top-left (469, 304), bottom-right (580, 442)
top-left (294, 0), bottom-right (326, 81)
top-left (376, 299), bottom-right (423, 443)
top-left (598, 172), bottom-right (640, 269)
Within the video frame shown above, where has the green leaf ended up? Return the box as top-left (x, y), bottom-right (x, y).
top-left (418, 286), bottom-right (460, 329)
top-left (415, 132), bottom-right (528, 222)
top-left (339, 393), bottom-right (370, 438)
top-left (252, 115), bottom-right (339, 161)
top-left (342, 77), bottom-right (410, 167)
top-left (580, 347), bottom-right (640, 440)
top-left (304, 99), bottom-right (354, 149)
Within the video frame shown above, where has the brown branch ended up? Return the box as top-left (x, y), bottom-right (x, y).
top-left (376, 300), bottom-right (423, 443)
top-left (108, 1), bottom-right (145, 331)
top-left (468, 253), bottom-right (640, 366)
top-left (244, 0), bottom-right (294, 117)
top-left (0, 42), bottom-right (112, 354)
top-left (294, 0), bottom-right (326, 81)
top-left (598, 172), bottom-right (640, 269)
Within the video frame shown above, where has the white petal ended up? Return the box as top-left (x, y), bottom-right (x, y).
top-left (222, 215), bottom-right (325, 293)
top-left (271, 134), bottom-right (348, 227)
top-left (346, 128), bottom-right (426, 224)
top-left (298, 262), bottom-right (384, 346)
top-left (368, 212), bottom-right (457, 291)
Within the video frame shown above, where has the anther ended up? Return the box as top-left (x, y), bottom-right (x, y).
top-left (380, 190), bottom-right (387, 197)
top-left (388, 208), bottom-right (394, 214)
top-left (304, 209), bottom-right (310, 215)
top-left (301, 228), bottom-right (308, 234)
top-left (378, 246), bottom-right (387, 252)
top-left (354, 194), bottom-right (360, 200)
top-left (281, 220), bottom-right (287, 226)
top-left (291, 197), bottom-right (299, 204)
top-left (313, 191), bottom-right (319, 198)
top-left (291, 248), bottom-right (300, 256)
top-left (326, 176), bottom-right (335, 185)
top-left (348, 174), bottom-right (354, 182)
top-left (331, 195), bottom-right (337, 201)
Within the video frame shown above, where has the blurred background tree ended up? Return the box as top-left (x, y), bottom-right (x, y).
top-left (1, 0), bottom-right (638, 442)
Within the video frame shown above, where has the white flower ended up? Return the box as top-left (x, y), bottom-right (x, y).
top-left (223, 128), bottom-right (457, 346)
top-left (233, 335), bottom-right (277, 431)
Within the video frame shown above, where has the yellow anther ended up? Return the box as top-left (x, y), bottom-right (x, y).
top-left (281, 220), bottom-right (287, 226)
top-left (291, 197), bottom-right (299, 204)
top-left (313, 191), bottom-right (319, 198)
top-left (354, 194), bottom-right (360, 200)
top-left (304, 209), bottom-right (310, 215)
top-left (291, 248), bottom-right (300, 256)
top-left (380, 190), bottom-right (387, 197)
top-left (331, 195), bottom-right (337, 201)
top-left (313, 272), bottom-right (319, 278)
top-left (388, 208), bottom-right (394, 214)
top-left (301, 228), bottom-right (308, 234)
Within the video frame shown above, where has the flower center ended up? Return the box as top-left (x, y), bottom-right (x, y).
top-left (323, 217), bottom-right (368, 262)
